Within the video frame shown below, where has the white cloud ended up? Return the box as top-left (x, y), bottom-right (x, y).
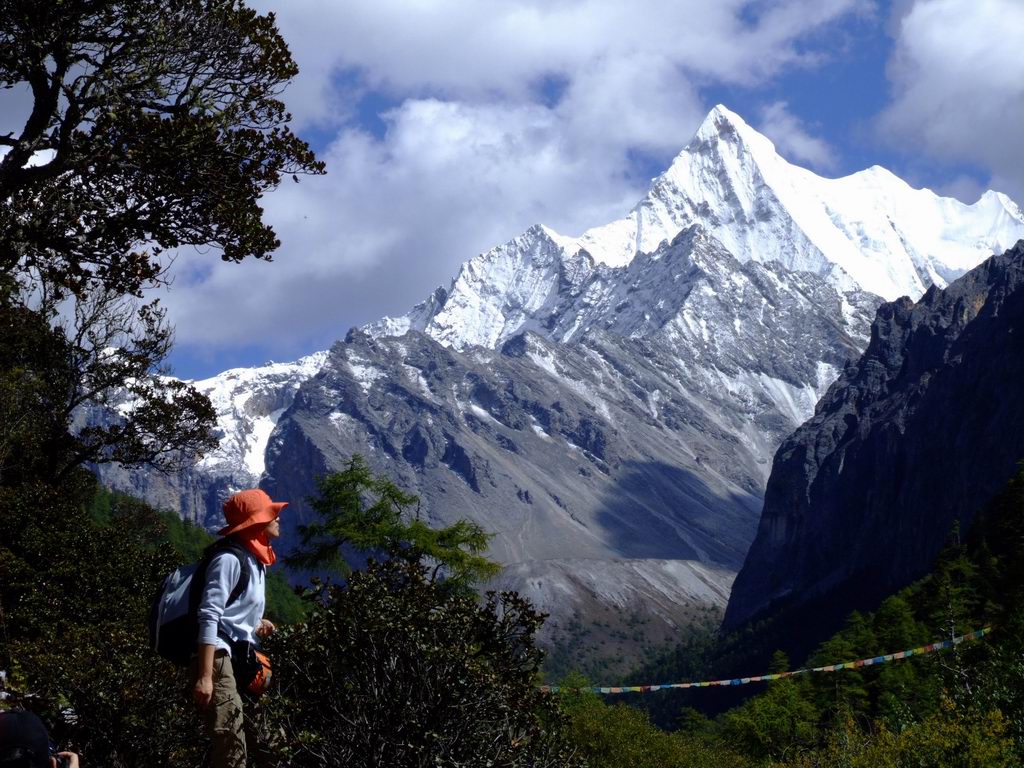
top-left (260, 0), bottom-right (869, 121)
top-left (160, 97), bottom-right (650, 353)
top-left (877, 0), bottom-right (1024, 201)
top-left (757, 101), bottom-right (838, 171)
top-left (161, 0), bottom-right (873, 368)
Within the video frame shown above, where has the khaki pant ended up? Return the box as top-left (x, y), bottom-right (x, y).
top-left (193, 651), bottom-right (276, 768)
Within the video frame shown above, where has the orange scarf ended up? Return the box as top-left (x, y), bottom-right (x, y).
top-left (236, 528), bottom-right (277, 566)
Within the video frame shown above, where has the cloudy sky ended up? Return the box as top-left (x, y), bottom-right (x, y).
top-left (157, 0), bottom-right (1024, 379)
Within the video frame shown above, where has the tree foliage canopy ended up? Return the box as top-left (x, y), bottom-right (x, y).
top-left (0, 475), bottom-right (208, 766)
top-left (265, 555), bottom-right (581, 768)
top-left (0, 0), bottom-right (325, 480)
top-left (0, 477), bottom-right (307, 765)
top-left (0, 0), bottom-right (324, 299)
top-left (0, 290), bottom-right (217, 483)
top-left (590, 463), bottom-right (1024, 767)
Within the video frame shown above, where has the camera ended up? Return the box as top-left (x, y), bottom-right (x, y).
top-left (48, 740), bottom-right (71, 768)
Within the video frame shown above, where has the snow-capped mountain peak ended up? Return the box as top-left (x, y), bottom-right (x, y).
top-left (368, 104), bottom-right (1024, 352)
top-left (574, 104), bottom-right (796, 269)
top-left (684, 103), bottom-right (771, 161)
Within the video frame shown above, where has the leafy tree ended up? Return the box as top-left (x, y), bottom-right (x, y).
top-left (290, 454), bottom-right (501, 591)
top-left (886, 700), bottom-right (1015, 768)
top-left (719, 673), bottom-right (818, 761)
top-left (807, 612), bottom-right (874, 722)
top-left (0, 476), bottom-right (309, 765)
top-left (781, 703), bottom-right (1016, 768)
top-left (1, 0), bottom-right (325, 484)
top-left (922, 529), bottom-right (984, 639)
top-left (872, 595), bottom-right (925, 652)
top-left (0, 474), bottom-right (207, 766)
top-left (0, 0), bottom-right (324, 300)
top-left (965, 466), bottom-right (1024, 751)
top-left (868, 596), bottom-right (936, 729)
top-left (0, 289), bottom-right (217, 484)
top-left (263, 554), bottom-right (580, 767)
top-left (613, 618), bottom-right (720, 729)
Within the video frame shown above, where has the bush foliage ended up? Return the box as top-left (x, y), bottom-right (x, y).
top-left (0, 476), bottom-right (207, 766)
top-left (1, 475), bottom-right (581, 766)
top-left (264, 555), bottom-right (581, 767)
top-left (3, 461), bottom-right (1024, 766)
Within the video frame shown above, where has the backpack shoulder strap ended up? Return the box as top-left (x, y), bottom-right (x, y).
top-left (217, 539), bottom-right (252, 607)
top-left (188, 538), bottom-right (252, 614)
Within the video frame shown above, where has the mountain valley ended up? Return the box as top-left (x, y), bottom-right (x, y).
top-left (94, 105), bottom-right (1024, 672)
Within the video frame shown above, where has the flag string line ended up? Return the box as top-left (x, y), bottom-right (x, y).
top-left (539, 626), bottom-right (993, 695)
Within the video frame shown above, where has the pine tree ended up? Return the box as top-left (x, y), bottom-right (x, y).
top-left (288, 454), bottom-right (501, 591)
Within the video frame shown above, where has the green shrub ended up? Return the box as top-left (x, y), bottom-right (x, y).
top-left (559, 680), bottom-right (751, 768)
top-left (264, 554), bottom-right (581, 767)
top-left (0, 477), bottom-right (205, 766)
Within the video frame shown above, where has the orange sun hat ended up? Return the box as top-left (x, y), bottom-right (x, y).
top-left (217, 489), bottom-right (288, 536)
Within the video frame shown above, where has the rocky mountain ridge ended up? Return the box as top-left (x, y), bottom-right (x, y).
top-left (96, 352), bottom-right (326, 529)
top-left (724, 241), bottom-right (1024, 648)
top-left (261, 227), bottom-right (874, 660)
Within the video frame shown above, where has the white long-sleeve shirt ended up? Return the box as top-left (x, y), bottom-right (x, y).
top-left (196, 545), bottom-right (266, 652)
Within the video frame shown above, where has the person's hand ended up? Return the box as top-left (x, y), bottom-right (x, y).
top-left (52, 753), bottom-right (79, 768)
top-left (193, 674), bottom-right (214, 708)
top-left (255, 618), bottom-right (276, 638)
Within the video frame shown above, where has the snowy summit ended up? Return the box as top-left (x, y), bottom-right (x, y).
top-left (369, 105), bottom-right (1024, 351)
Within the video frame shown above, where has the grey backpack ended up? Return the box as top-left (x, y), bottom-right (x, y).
top-left (148, 538), bottom-right (250, 666)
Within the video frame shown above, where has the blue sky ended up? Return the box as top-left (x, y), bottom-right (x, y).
top-left (159, 0), bottom-right (1024, 380)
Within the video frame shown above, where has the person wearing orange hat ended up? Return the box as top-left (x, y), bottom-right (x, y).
top-left (191, 488), bottom-right (286, 768)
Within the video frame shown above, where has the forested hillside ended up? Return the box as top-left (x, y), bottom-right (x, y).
top-left (556, 464), bottom-right (1024, 767)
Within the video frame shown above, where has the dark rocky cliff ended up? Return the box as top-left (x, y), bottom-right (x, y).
top-left (724, 240), bottom-right (1024, 641)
